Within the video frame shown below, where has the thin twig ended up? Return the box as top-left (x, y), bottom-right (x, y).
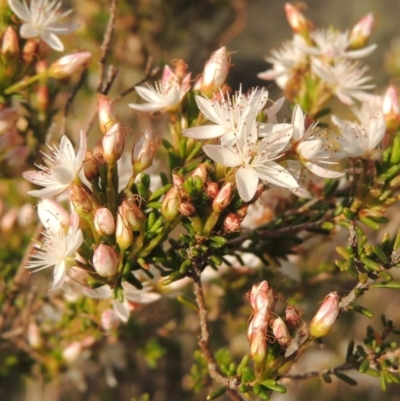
top-left (191, 267), bottom-right (243, 401)
top-left (97, 0), bottom-right (118, 93)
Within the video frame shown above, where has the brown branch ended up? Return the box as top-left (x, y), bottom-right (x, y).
top-left (96, 0), bottom-right (118, 93)
top-left (191, 267), bottom-right (242, 401)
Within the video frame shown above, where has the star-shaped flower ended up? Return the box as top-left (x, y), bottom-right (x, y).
top-left (203, 121), bottom-right (298, 201)
top-left (23, 130), bottom-right (87, 198)
top-left (27, 211), bottom-right (83, 291)
top-left (8, 0), bottom-right (78, 51)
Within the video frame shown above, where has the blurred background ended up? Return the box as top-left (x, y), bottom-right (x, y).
top-left (1, 0), bottom-right (400, 400)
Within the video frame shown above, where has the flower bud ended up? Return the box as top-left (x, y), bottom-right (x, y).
top-left (349, 13), bottom-right (376, 48)
top-left (101, 309), bottom-right (121, 331)
top-left (22, 39), bottom-right (38, 65)
top-left (205, 181), bottom-right (219, 200)
top-left (161, 186), bottom-right (182, 222)
top-left (223, 212), bottom-right (241, 233)
top-left (119, 198), bottom-right (146, 231)
top-left (212, 182), bottom-right (232, 212)
top-left (93, 244), bottom-right (119, 277)
top-left (201, 46), bottom-right (230, 96)
top-left (102, 123), bottom-right (124, 164)
top-left (172, 171), bottom-right (185, 187)
top-left (48, 51), bottom-right (92, 79)
top-left (179, 201), bottom-right (196, 217)
top-left (116, 213), bottom-right (133, 251)
top-left (94, 208), bottom-right (115, 236)
top-left (36, 84), bottom-right (50, 113)
top-left (284, 3), bottom-right (313, 39)
top-left (62, 341), bottom-right (82, 363)
top-left (70, 184), bottom-right (94, 215)
top-left (83, 151), bottom-right (100, 181)
top-left (132, 129), bottom-right (160, 175)
top-left (27, 322), bottom-right (42, 349)
top-left (272, 317), bottom-right (292, 347)
top-left (249, 327), bottom-right (268, 366)
top-left (98, 94), bottom-right (118, 134)
top-left (285, 305), bottom-right (301, 328)
top-left (309, 292), bottom-right (340, 338)
top-left (248, 280), bottom-right (275, 313)
top-left (1, 26), bottom-right (19, 58)
top-left (382, 85), bottom-right (400, 133)
top-left (191, 163), bottom-right (208, 183)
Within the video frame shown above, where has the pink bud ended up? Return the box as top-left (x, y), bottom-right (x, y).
top-left (191, 163), bottom-right (208, 183)
top-left (201, 46), bottom-right (230, 95)
top-left (382, 85), bottom-right (400, 133)
top-left (179, 201), bottom-right (196, 217)
top-left (22, 39), bottom-right (38, 65)
top-left (98, 94), bottom-right (118, 134)
top-left (62, 341), bottom-right (82, 363)
top-left (248, 280), bottom-right (275, 313)
top-left (284, 3), bottom-right (312, 38)
top-left (272, 317), bottom-right (292, 347)
top-left (48, 51), bottom-right (92, 79)
top-left (223, 212), bottom-right (241, 233)
top-left (212, 182), bottom-right (232, 212)
top-left (116, 213), bottom-right (133, 251)
top-left (132, 129), bottom-right (160, 174)
top-left (93, 244), bottom-right (119, 277)
top-left (102, 123), bottom-right (125, 164)
top-left (1, 26), bottom-right (19, 58)
top-left (172, 172), bottom-right (185, 187)
top-left (349, 13), bottom-right (376, 48)
top-left (70, 184), bottom-right (94, 215)
top-left (285, 306), bottom-right (301, 328)
top-left (161, 186), bottom-right (182, 221)
top-left (119, 198), bottom-right (146, 231)
top-left (0, 208), bottom-right (18, 232)
top-left (309, 292), bottom-right (340, 338)
top-left (101, 309), bottom-right (121, 331)
top-left (205, 181), bottom-right (219, 200)
top-left (94, 208), bottom-right (115, 235)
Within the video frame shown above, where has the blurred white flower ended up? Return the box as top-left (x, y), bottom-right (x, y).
top-left (23, 130), bottom-right (87, 198)
top-left (311, 59), bottom-right (374, 105)
top-left (203, 121), bottom-right (297, 201)
top-left (27, 211), bottom-right (83, 291)
top-left (8, 0), bottom-right (78, 51)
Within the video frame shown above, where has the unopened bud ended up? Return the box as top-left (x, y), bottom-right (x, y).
top-left (70, 184), bottom-right (94, 215)
top-left (83, 151), bottom-right (100, 181)
top-left (349, 13), bottom-right (376, 48)
top-left (179, 201), bottom-right (196, 217)
top-left (94, 208), bottom-right (115, 236)
top-left (119, 198), bottom-right (146, 231)
top-left (27, 322), bottom-right (43, 349)
top-left (249, 327), bottom-right (268, 366)
top-left (223, 212), bottom-right (241, 233)
top-left (382, 85), bottom-right (400, 133)
top-left (309, 292), bottom-right (340, 338)
top-left (285, 306), bottom-right (301, 328)
top-left (272, 317), bottom-right (292, 347)
top-left (102, 123), bottom-right (124, 164)
top-left (22, 39), bottom-right (38, 65)
top-left (48, 51), bottom-right (92, 79)
top-left (62, 341), bottom-right (82, 363)
top-left (116, 213), bottom-right (133, 251)
top-left (101, 309), bottom-right (121, 331)
top-left (205, 181), bottom-right (219, 200)
top-left (161, 186), bottom-right (182, 221)
top-left (212, 182), bottom-right (232, 212)
top-left (191, 163), bottom-right (208, 183)
top-left (98, 94), bottom-right (118, 134)
top-left (93, 244), bottom-right (119, 277)
top-left (1, 26), bottom-right (19, 58)
top-left (201, 46), bottom-right (230, 96)
top-left (132, 129), bottom-right (160, 174)
top-left (284, 3), bottom-right (313, 39)
top-left (172, 171), bottom-right (184, 187)
top-left (248, 280), bottom-right (275, 313)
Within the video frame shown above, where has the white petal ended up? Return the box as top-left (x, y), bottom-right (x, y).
top-left (256, 163), bottom-right (299, 188)
top-left (40, 31), bottom-right (64, 51)
top-left (202, 144), bottom-right (243, 167)
top-left (112, 300), bottom-right (130, 322)
top-left (236, 167), bottom-right (259, 202)
top-left (50, 261), bottom-right (66, 291)
top-left (135, 85), bottom-right (163, 103)
top-left (20, 23), bottom-right (39, 38)
top-left (346, 44), bottom-right (377, 59)
top-left (128, 102), bottom-right (164, 113)
top-left (291, 104), bottom-right (304, 141)
top-left (83, 285), bottom-right (113, 299)
top-left (305, 162), bottom-right (344, 178)
top-left (8, 0), bottom-right (31, 21)
top-left (183, 125), bottom-right (227, 139)
top-left (75, 130), bottom-right (87, 170)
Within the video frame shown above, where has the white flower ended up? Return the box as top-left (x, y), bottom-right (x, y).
top-left (258, 35), bottom-right (306, 90)
top-left (290, 105), bottom-right (345, 178)
top-left (332, 111), bottom-right (386, 158)
top-left (129, 65), bottom-right (191, 113)
top-left (203, 121), bottom-right (298, 202)
top-left (38, 198), bottom-right (70, 231)
top-left (297, 29), bottom-right (376, 61)
top-left (23, 130), bottom-right (87, 198)
top-left (8, 0), bottom-right (78, 51)
top-left (183, 87), bottom-right (282, 142)
top-left (84, 281), bottom-right (161, 323)
top-left (311, 59), bottom-right (374, 105)
top-left (27, 211), bottom-right (83, 291)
